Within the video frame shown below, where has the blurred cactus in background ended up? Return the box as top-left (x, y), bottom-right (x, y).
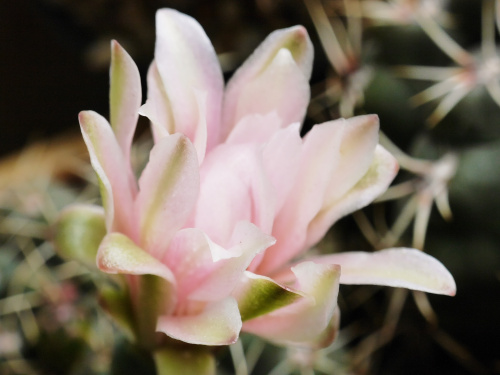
top-left (1, 1), bottom-right (500, 374)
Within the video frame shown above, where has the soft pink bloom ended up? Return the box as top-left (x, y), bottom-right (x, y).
top-left (78, 9), bottom-right (455, 348)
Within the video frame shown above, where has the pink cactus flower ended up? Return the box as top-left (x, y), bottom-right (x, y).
top-left (77, 9), bottom-right (455, 348)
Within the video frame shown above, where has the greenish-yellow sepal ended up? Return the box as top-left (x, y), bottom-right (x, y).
top-left (235, 272), bottom-right (303, 321)
top-left (53, 204), bottom-right (106, 269)
top-left (154, 347), bottom-right (215, 375)
top-left (99, 284), bottom-right (136, 341)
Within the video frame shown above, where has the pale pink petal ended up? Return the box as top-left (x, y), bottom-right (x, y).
top-left (222, 26), bottom-right (313, 139)
top-left (109, 40), bottom-right (141, 163)
top-left (192, 90), bottom-right (208, 163)
top-left (139, 61), bottom-right (172, 143)
top-left (97, 232), bottom-right (175, 283)
top-left (257, 120), bottom-right (346, 275)
top-left (225, 48), bottom-right (310, 137)
top-left (323, 115), bottom-right (380, 204)
top-left (242, 262), bottom-right (340, 347)
top-left (194, 144), bottom-right (275, 246)
top-left (187, 222), bottom-right (275, 301)
top-left (163, 228), bottom-right (226, 301)
top-left (262, 122), bottom-right (303, 213)
top-left (140, 71), bottom-right (208, 163)
top-left (79, 111), bottom-right (136, 233)
top-left (135, 134), bottom-right (199, 258)
top-left (293, 248), bottom-right (456, 296)
top-left (155, 9), bottom-right (224, 150)
top-left (305, 145), bottom-right (398, 248)
top-left (157, 297), bottom-right (242, 345)
top-left (246, 123), bottom-right (303, 272)
top-left (225, 112), bottom-right (283, 145)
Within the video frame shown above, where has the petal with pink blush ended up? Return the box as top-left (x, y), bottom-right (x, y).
top-left (225, 112), bottom-right (282, 145)
top-left (155, 9), bottom-right (223, 150)
top-left (141, 80), bottom-right (208, 164)
top-left (192, 90), bottom-right (208, 164)
top-left (109, 40), bottom-right (141, 163)
top-left (96, 232), bottom-right (175, 284)
top-left (139, 61), bottom-right (172, 142)
top-left (247, 123), bottom-right (303, 273)
top-left (242, 262), bottom-right (340, 347)
top-left (187, 222), bottom-right (276, 301)
top-left (135, 134), bottom-right (199, 258)
top-left (195, 144), bottom-right (275, 246)
top-left (308, 248), bottom-right (456, 296)
top-left (262, 122), bottom-right (302, 213)
top-left (305, 145), bottom-right (398, 248)
top-left (157, 297), bottom-right (242, 346)
top-left (323, 115), bottom-right (380, 204)
top-left (79, 111), bottom-right (136, 233)
top-left (222, 25), bottom-right (313, 139)
top-left (258, 120), bottom-right (346, 275)
top-left (228, 48), bottom-right (310, 133)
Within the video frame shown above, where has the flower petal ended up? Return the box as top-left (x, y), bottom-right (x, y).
top-left (154, 9), bottom-right (224, 150)
top-left (222, 25), bottom-right (313, 139)
top-left (140, 65), bottom-right (208, 164)
top-left (109, 40), bottom-right (141, 163)
top-left (139, 61), bottom-right (172, 142)
top-left (135, 134), bottom-right (199, 258)
top-left (225, 48), bottom-right (310, 138)
top-left (304, 248), bottom-right (456, 296)
top-left (97, 232), bottom-right (175, 283)
top-left (195, 143), bottom-right (275, 246)
top-left (79, 110), bottom-right (136, 233)
top-left (225, 112), bottom-right (283, 145)
top-left (262, 122), bottom-right (303, 213)
top-left (233, 271), bottom-right (303, 321)
top-left (323, 115), bottom-right (380, 204)
top-left (242, 262), bottom-right (340, 347)
top-left (246, 123), bottom-right (303, 272)
top-left (257, 120), bottom-right (346, 275)
top-left (192, 222), bottom-right (275, 301)
top-left (305, 144), bottom-right (398, 248)
top-left (192, 90), bottom-right (208, 164)
top-left (53, 204), bottom-right (106, 269)
top-left (157, 297), bottom-right (242, 346)
top-left (164, 222), bottom-right (274, 302)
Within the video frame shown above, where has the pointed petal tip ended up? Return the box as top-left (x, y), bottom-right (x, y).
top-left (78, 111), bottom-right (95, 131)
top-left (78, 110), bottom-right (88, 122)
top-left (366, 113), bottom-right (379, 125)
top-left (288, 25), bottom-right (308, 41)
top-left (78, 110), bottom-right (100, 126)
top-left (110, 39), bottom-right (126, 55)
top-left (350, 113), bottom-right (380, 130)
